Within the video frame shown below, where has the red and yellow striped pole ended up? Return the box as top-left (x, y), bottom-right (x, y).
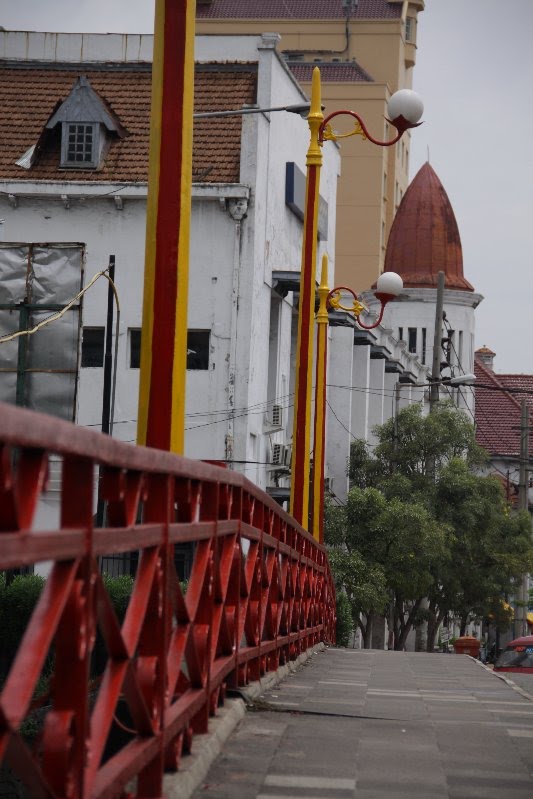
top-left (290, 67), bottom-right (323, 527)
top-left (311, 254), bottom-right (329, 543)
top-left (137, 0), bottom-right (195, 453)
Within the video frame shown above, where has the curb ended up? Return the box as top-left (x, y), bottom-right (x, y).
top-left (475, 657), bottom-right (533, 703)
top-left (165, 643), bottom-right (326, 798)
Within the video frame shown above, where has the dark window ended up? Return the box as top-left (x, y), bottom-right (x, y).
top-left (127, 328), bottom-right (210, 369)
top-left (81, 327), bottom-right (105, 367)
top-left (398, 327), bottom-right (403, 341)
top-left (408, 327), bottom-right (417, 354)
top-left (187, 330), bottom-right (210, 370)
top-left (62, 122), bottom-right (98, 168)
top-left (130, 328), bottom-right (141, 368)
top-left (421, 328), bottom-right (427, 364)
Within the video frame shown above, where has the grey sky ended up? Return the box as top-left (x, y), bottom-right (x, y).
top-left (1, 0), bottom-right (532, 374)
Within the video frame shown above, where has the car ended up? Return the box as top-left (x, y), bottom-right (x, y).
top-left (494, 635), bottom-right (533, 673)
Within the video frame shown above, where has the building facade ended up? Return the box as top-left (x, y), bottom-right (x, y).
top-left (196, 0), bottom-right (425, 291)
top-left (0, 30), bottom-right (339, 518)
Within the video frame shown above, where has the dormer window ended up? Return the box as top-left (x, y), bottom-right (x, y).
top-left (42, 75), bottom-right (126, 171)
top-left (62, 122), bottom-right (99, 168)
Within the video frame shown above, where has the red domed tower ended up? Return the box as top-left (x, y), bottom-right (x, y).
top-left (384, 162), bottom-right (474, 292)
top-left (365, 162), bottom-right (482, 395)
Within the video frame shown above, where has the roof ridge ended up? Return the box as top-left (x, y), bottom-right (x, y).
top-left (475, 356), bottom-right (524, 414)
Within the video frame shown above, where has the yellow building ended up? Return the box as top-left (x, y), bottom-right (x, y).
top-left (196, 0), bottom-right (424, 290)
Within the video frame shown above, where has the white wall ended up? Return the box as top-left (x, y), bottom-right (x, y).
top-left (0, 31), bottom-right (341, 498)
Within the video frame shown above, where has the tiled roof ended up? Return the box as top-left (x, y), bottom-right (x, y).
top-left (385, 163), bottom-right (475, 292)
top-left (474, 356), bottom-right (533, 458)
top-left (197, 1), bottom-right (402, 20)
top-left (288, 60), bottom-right (373, 83)
top-left (0, 63), bottom-right (258, 184)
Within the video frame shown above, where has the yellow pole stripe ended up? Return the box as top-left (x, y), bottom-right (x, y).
top-left (137, 0), bottom-right (165, 447)
top-left (170, 1), bottom-right (195, 454)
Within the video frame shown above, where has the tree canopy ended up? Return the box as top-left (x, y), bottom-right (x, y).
top-left (326, 402), bottom-right (533, 650)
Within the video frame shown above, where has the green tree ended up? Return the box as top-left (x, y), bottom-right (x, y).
top-left (326, 402), bottom-right (533, 651)
top-left (428, 459), bottom-right (533, 645)
top-left (326, 505), bottom-right (388, 647)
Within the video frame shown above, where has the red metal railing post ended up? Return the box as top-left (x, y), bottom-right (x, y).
top-left (0, 401), bottom-right (335, 798)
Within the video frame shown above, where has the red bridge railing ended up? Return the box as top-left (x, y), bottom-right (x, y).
top-left (0, 402), bottom-right (335, 798)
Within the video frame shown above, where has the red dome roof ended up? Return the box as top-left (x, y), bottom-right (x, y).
top-left (384, 163), bottom-right (474, 291)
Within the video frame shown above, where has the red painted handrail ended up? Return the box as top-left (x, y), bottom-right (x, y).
top-left (0, 402), bottom-right (335, 798)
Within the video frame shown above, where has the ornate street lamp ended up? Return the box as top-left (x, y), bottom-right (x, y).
top-left (291, 66), bottom-right (423, 539)
top-left (311, 266), bottom-right (404, 542)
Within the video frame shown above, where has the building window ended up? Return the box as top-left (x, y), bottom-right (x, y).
top-left (0, 243), bottom-right (84, 421)
top-left (405, 16), bottom-right (415, 43)
top-left (61, 122), bottom-right (99, 168)
top-left (398, 327), bottom-right (403, 341)
top-left (127, 329), bottom-right (210, 370)
top-left (129, 328), bottom-right (141, 369)
top-left (187, 330), bottom-right (210, 370)
top-left (408, 327), bottom-right (417, 354)
top-left (282, 51), bottom-right (304, 62)
top-left (421, 328), bottom-right (427, 364)
top-left (81, 327), bottom-right (105, 367)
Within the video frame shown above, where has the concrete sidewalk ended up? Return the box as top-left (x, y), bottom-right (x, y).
top-left (186, 647), bottom-right (533, 799)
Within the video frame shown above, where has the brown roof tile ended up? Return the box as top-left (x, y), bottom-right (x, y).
top-left (288, 61), bottom-right (373, 83)
top-left (474, 356), bottom-right (533, 458)
top-left (197, 1), bottom-right (402, 20)
top-left (0, 63), bottom-right (257, 184)
top-left (385, 163), bottom-right (474, 292)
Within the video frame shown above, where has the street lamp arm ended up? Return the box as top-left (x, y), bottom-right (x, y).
top-left (320, 109), bottom-right (420, 147)
top-left (327, 272), bottom-right (402, 330)
top-left (319, 88), bottom-right (423, 146)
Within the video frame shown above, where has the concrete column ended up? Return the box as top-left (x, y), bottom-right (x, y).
top-left (351, 344), bottom-right (370, 440)
top-left (368, 358), bottom-right (385, 445)
top-left (327, 326), bottom-right (355, 504)
top-left (383, 371), bottom-right (399, 424)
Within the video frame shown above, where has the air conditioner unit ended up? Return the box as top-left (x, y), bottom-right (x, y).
top-left (269, 443), bottom-right (291, 470)
top-left (324, 477), bottom-right (334, 493)
top-left (264, 403), bottom-right (284, 431)
top-left (271, 404), bottom-right (283, 428)
top-left (271, 443), bottom-right (285, 466)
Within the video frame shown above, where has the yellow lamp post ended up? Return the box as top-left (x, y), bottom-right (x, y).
top-left (137, 0), bottom-right (195, 453)
top-left (311, 270), bottom-right (404, 542)
top-left (292, 66), bottom-right (423, 539)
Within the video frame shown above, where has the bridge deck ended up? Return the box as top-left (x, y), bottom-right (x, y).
top-left (188, 647), bottom-right (533, 799)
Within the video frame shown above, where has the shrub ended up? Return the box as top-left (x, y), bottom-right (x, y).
top-left (102, 574), bottom-right (134, 623)
top-left (336, 590), bottom-right (353, 648)
top-left (0, 573), bottom-right (46, 669)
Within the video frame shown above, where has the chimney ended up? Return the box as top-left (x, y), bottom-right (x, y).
top-left (475, 346), bottom-right (495, 372)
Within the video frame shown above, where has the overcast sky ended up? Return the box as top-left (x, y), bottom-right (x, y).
top-left (1, 0), bottom-right (532, 375)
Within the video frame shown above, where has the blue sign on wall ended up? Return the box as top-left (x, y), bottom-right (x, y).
top-left (285, 162), bottom-right (329, 241)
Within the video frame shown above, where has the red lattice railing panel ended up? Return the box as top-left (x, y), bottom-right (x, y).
top-left (0, 402), bottom-right (335, 798)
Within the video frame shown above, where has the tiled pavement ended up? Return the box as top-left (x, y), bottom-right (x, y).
top-left (189, 648), bottom-right (533, 798)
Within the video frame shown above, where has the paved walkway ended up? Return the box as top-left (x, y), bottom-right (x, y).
top-left (190, 647), bottom-right (533, 799)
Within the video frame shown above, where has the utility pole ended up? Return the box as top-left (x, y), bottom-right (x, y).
top-left (417, 270), bottom-right (445, 652)
top-left (429, 270), bottom-right (445, 411)
top-left (518, 399), bottom-right (530, 637)
top-left (97, 254), bottom-right (116, 529)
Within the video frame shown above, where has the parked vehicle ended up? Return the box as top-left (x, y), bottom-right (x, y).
top-left (494, 635), bottom-right (533, 673)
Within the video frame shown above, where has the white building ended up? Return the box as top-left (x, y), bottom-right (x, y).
top-left (0, 31), bottom-right (464, 542)
top-left (370, 162), bottom-right (483, 420)
top-left (0, 30), bottom-right (340, 513)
